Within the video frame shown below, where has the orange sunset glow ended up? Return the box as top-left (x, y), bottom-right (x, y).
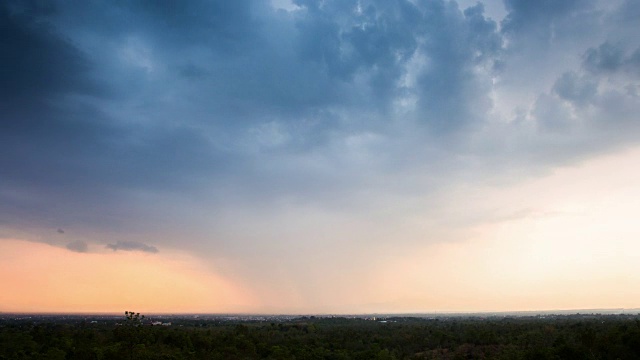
top-left (0, 239), bottom-right (254, 314)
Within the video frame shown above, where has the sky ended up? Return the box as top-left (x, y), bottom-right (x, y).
top-left (1, 0), bottom-right (640, 314)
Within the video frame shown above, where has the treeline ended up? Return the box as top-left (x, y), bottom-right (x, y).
top-left (2, 315), bottom-right (640, 359)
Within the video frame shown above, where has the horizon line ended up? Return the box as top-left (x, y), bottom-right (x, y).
top-left (2, 307), bottom-right (639, 317)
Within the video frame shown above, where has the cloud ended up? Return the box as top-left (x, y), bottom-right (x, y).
top-left (552, 71), bottom-right (597, 106)
top-left (583, 42), bottom-right (640, 75)
top-left (0, 0), bottom-right (504, 231)
top-left (0, 2), bottom-right (94, 101)
top-left (106, 241), bottom-right (159, 254)
top-left (531, 38), bottom-right (640, 138)
top-left (501, 0), bottom-right (593, 39)
top-left (66, 240), bottom-right (87, 253)
top-left (583, 42), bottom-right (626, 73)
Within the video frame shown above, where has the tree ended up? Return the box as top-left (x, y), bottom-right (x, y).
top-left (124, 311), bottom-right (145, 327)
top-left (121, 311), bottom-right (146, 360)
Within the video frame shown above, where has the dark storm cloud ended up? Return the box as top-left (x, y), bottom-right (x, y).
top-left (415, 1), bottom-right (502, 132)
top-left (0, 2), bottom-right (93, 101)
top-left (0, 1), bottom-right (116, 227)
top-left (299, 0), bottom-right (502, 126)
top-left (106, 241), bottom-right (158, 253)
top-left (1, 0), bottom-right (640, 258)
top-left (0, 0), bottom-right (240, 231)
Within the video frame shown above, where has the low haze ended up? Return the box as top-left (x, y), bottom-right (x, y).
top-left (2, 0), bottom-right (640, 314)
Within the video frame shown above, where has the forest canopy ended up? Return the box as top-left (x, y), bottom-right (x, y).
top-left (1, 313), bottom-right (640, 359)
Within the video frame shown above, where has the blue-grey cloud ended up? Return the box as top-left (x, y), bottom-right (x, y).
top-left (66, 240), bottom-right (88, 253)
top-left (0, 0), bottom-right (639, 278)
top-left (583, 42), bottom-right (640, 74)
top-left (501, 0), bottom-right (595, 42)
top-left (552, 71), bottom-right (597, 106)
top-left (106, 241), bottom-right (158, 253)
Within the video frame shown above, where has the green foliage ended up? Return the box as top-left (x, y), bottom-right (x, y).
top-left (124, 311), bottom-right (145, 327)
top-left (2, 315), bottom-right (640, 359)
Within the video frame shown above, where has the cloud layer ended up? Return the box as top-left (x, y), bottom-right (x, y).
top-left (106, 241), bottom-right (159, 253)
